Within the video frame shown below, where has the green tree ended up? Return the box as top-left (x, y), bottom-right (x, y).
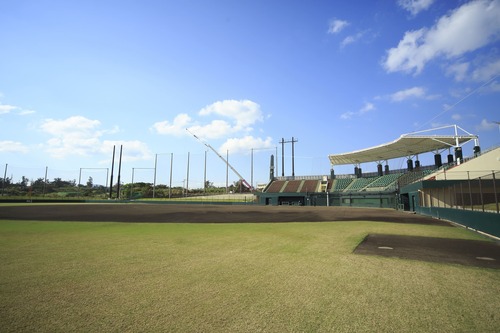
top-left (86, 176), bottom-right (93, 188)
top-left (19, 176), bottom-right (30, 188)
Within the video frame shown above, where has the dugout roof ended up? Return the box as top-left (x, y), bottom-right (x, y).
top-left (328, 125), bottom-right (478, 165)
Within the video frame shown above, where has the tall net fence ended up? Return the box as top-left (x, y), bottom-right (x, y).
top-left (419, 170), bottom-right (499, 213)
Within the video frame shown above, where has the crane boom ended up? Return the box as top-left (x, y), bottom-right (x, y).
top-left (186, 128), bottom-right (253, 190)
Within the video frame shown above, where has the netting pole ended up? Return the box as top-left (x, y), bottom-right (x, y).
top-left (78, 168), bottom-right (82, 197)
top-left (2, 164), bottom-right (7, 196)
top-left (43, 166), bottom-right (48, 197)
top-left (226, 150), bottom-right (229, 193)
top-left (186, 152), bottom-right (190, 196)
top-left (153, 154), bottom-right (158, 198)
top-left (169, 153), bottom-right (173, 199)
top-left (109, 145), bottom-right (116, 199)
top-left (204, 150), bottom-right (207, 194)
top-left (116, 145), bottom-right (123, 199)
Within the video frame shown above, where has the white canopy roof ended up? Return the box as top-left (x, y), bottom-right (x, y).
top-left (328, 125), bottom-right (478, 166)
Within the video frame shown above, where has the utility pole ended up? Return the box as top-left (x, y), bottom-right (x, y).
top-left (280, 138), bottom-right (285, 177)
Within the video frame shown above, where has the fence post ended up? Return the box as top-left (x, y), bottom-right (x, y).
top-left (468, 171), bottom-right (473, 211)
top-left (453, 184), bottom-right (457, 209)
top-left (460, 182), bottom-right (465, 210)
top-left (493, 171), bottom-right (499, 214)
top-left (429, 188), bottom-right (433, 208)
top-left (448, 185), bottom-right (453, 208)
top-left (443, 185), bottom-right (447, 208)
top-left (478, 177), bottom-right (484, 212)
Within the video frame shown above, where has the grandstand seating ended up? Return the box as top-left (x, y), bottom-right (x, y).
top-left (331, 178), bottom-right (353, 192)
top-left (300, 180), bottom-right (320, 193)
top-left (366, 173), bottom-right (402, 188)
top-left (264, 172), bottom-right (413, 194)
top-left (265, 180), bottom-right (286, 192)
top-left (345, 177), bottom-right (374, 191)
top-left (283, 180), bottom-right (302, 192)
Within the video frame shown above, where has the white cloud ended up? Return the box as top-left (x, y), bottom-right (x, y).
top-left (340, 102), bottom-right (375, 119)
top-left (340, 111), bottom-right (355, 120)
top-left (0, 100), bottom-right (35, 116)
top-left (341, 31), bottom-right (366, 48)
top-left (390, 86), bottom-right (426, 101)
top-left (360, 102), bottom-right (375, 114)
top-left (328, 19), bottom-right (349, 34)
top-left (0, 140), bottom-right (29, 153)
top-left (152, 100), bottom-right (272, 155)
top-left (486, 80), bottom-right (500, 92)
top-left (384, 0), bottom-right (500, 74)
top-left (475, 119), bottom-right (499, 131)
top-left (153, 99), bottom-right (264, 139)
top-left (100, 140), bottom-right (153, 162)
top-left (446, 62), bottom-right (470, 81)
top-left (0, 104), bottom-right (18, 114)
top-left (398, 0), bottom-right (435, 16)
top-left (219, 136), bottom-right (273, 155)
top-left (41, 116), bottom-right (101, 136)
top-left (198, 99), bottom-right (262, 131)
top-left (471, 58), bottom-right (500, 82)
top-left (151, 113), bottom-right (193, 136)
top-left (40, 115), bottom-right (151, 161)
top-left (18, 109), bottom-right (36, 116)
top-left (451, 114), bottom-right (462, 121)
top-left (383, 29), bottom-right (427, 73)
top-left (188, 120), bottom-right (233, 139)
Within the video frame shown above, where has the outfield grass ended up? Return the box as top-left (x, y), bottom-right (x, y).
top-left (1, 220), bottom-right (499, 332)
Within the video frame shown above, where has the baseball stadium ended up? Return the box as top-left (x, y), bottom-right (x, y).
top-left (257, 124), bottom-right (500, 238)
top-left (1, 124), bottom-right (499, 332)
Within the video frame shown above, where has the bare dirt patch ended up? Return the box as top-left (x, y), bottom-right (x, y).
top-left (354, 234), bottom-right (500, 269)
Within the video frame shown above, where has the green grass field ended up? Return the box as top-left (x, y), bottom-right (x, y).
top-left (1, 220), bottom-right (499, 332)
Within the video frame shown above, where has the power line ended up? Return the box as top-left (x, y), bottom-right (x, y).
top-left (418, 74), bottom-right (499, 130)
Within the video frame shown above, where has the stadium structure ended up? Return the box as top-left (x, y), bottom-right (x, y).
top-left (256, 125), bottom-right (500, 238)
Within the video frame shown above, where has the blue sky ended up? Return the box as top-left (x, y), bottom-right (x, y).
top-left (1, 0), bottom-right (499, 188)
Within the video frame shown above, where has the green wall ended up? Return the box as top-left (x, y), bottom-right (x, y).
top-left (417, 206), bottom-right (500, 238)
top-left (257, 192), bottom-right (397, 208)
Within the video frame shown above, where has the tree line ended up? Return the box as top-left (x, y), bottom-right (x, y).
top-left (1, 176), bottom-right (251, 199)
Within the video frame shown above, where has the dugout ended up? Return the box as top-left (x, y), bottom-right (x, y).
top-left (258, 193), bottom-right (306, 206)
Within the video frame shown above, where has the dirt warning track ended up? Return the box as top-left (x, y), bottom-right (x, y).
top-left (0, 203), bottom-right (450, 224)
